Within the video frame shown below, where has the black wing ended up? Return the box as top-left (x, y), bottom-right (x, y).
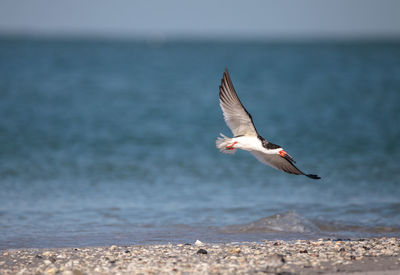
top-left (251, 151), bottom-right (321, 179)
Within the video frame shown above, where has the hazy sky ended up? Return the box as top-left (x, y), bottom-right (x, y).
top-left (1, 0), bottom-right (400, 39)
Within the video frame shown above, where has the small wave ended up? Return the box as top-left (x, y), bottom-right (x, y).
top-left (222, 211), bottom-right (319, 234)
top-left (315, 221), bottom-right (400, 235)
top-left (221, 211), bottom-right (400, 239)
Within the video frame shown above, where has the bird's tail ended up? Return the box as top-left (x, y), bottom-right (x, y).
top-left (216, 133), bottom-right (236, 154)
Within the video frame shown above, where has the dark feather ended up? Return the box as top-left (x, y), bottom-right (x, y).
top-left (251, 152), bottom-right (320, 179)
top-left (258, 136), bottom-right (281, 150)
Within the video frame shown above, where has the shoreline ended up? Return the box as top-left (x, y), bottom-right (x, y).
top-left (1, 237), bottom-right (399, 274)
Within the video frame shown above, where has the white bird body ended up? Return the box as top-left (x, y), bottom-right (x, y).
top-left (216, 69), bottom-right (320, 179)
top-left (217, 134), bottom-right (281, 155)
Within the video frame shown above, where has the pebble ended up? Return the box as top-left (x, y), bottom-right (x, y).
top-left (265, 254), bottom-right (285, 268)
top-left (44, 267), bottom-right (56, 274)
top-left (196, 249), bottom-right (208, 254)
top-left (194, 240), bottom-right (204, 246)
top-left (229, 248), bottom-right (241, 254)
top-left (49, 256), bottom-right (56, 263)
top-left (0, 237), bottom-right (399, 274)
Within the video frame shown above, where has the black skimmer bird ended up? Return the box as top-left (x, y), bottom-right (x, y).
top-left (216, 69), bottom-right (321, 179)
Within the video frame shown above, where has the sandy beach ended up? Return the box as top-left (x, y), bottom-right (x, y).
top-left (1, 237), bottom-right (399, 274)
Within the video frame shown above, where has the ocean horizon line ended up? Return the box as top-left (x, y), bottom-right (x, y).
top-left (1, 31), bottom-right (400, 44)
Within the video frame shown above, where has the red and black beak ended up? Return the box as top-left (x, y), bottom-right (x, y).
top-left (279, 150), bottom-right (296, 163)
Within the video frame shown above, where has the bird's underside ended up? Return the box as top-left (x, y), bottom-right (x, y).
top-left (216, 68), bottom-right (320, 180)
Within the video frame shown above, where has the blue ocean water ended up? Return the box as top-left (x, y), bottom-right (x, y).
top-left (0, 38), bottom-right (400, 249)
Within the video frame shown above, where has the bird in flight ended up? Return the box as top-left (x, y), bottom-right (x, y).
top-left (216, 69), bottom-right (320, 179)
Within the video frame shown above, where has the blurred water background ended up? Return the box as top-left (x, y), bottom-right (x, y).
top-left (0, 38), bottom-right (400, 249)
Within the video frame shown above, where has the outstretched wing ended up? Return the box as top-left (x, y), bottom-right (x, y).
top-left (219, 68), bottom-right (258, 137)
top-left (251, 151), bottom-right (304, 175)
top-left (250, 151), bottom-right (321, 179)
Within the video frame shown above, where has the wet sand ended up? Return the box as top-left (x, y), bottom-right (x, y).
top-left (1, 237), bottom-right (399, 274)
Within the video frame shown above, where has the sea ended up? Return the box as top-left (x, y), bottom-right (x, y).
top-left (1, 38), bottom-right (400, 249)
